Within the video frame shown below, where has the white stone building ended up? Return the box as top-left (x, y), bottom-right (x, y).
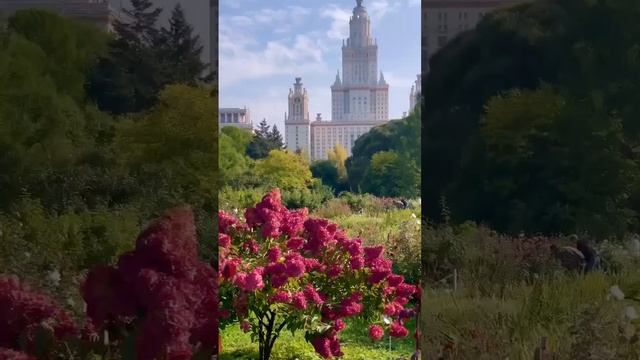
top-left (409, 74), bottom-right (422, 113)
top-left (219, 107), bottom-right (252, 130)
top-left (285, 0), bottom-right (394, 161)
top-left (424, 0), bottom-right (527, 73)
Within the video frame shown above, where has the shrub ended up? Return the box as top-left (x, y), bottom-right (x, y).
top-left (81, 206), bottom-right (219, 359)
top-left (218, 189), bottom-right (417, 359)
top-left (219, 186), bottom-right (266, 212)
top-left (282, 183), bottom-right (334, 211)
top-left (422, 223), bottom-right (565, 295)
top-left (312, 199), bottom-right (353, 219)
top-left (0, 276), bottom-right (77, 359)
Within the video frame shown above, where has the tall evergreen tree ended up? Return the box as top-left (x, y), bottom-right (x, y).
top-left (87, 0), bottom-right (164, 115)
top-left (268, 124), bottom-right (284, 149)
top-left (113, 0), bottom-right (162, 47)
top-left (255, 119), bottom-right (270, 138)
top-left (247, 119), bottom-right (273, 159)
top-left (159, 4), bottom-right (207, 84)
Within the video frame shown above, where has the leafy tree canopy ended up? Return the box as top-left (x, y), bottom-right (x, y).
top-left (422, 0), bottom-right (640, 237)
top-left (347, 111), bottom-right (421, 197)
top-left (247, 119), bottom-right (284, 159)
top-left (115, 84), bottom-right (217, 209)
top-left (255, 150), bottom-right (313, 190)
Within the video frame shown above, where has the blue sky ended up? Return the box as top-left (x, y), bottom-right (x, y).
top-left (219, 0), bottom-right (421, 131)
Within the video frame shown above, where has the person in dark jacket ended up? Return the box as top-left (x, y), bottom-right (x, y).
top-left (576, 239), bottom-right (600, 272)
top-left (550, 244), bottom-right (586, 273)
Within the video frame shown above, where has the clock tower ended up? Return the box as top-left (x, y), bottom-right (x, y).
top-left (285, 77), bottom-right (311, 157)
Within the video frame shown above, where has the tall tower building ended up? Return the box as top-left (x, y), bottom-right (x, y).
top-left (409, 74), bottom-right (422, 113)
top-left (331, 0), bottom-right (388, 122)
top-left (285, 0), bottom-right (410, 161)
top-left (285, 77), bottom-right (311, 155)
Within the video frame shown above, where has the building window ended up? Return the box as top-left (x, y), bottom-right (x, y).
top-left (438, 35), bottom-right (447, 48)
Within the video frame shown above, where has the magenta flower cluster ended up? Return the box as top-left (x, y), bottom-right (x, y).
top-left (0, 276), bottom-right (77, 359)
top-left (81, 206), bottom-right (219, 360)
top-left (219, 189), bottom-right (417, 359)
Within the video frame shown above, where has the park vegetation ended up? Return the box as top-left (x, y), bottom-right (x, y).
top-left (0, 1), bottom-right (219, 358)
top-left (217, 48), bottom-right (422, 360)
top-left (421, 0), bottom-right (640, 358)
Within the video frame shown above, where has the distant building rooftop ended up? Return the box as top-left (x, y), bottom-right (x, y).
top-left (220, 107), bottom-right (252, 130)
top-left (0, 0), bottom-right (113, 30)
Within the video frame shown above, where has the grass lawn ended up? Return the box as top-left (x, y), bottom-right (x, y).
top-left (421, 272), bottom-right (640, 359)
top-left (220, 318), bottom-right (417, 360)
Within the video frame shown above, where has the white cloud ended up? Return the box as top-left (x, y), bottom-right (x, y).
top-left (384, 72), bottom-right (418, 89)
top-left (321, 5), bottom-right (351, 40)
top-left (227, 15), bottom-right (253, 27)
top-left (383, 71), bottom-right (420, 118)
top-left (219, 29), bottom-right (331, 87)
top-left (321, 1), bottom-right (400, 41)
top-left (219, 4), bottom-right (331, 87)
top-left (368, 0), bottom-right (393, 20)
top-left (220, 1), bottom-right (419, 126)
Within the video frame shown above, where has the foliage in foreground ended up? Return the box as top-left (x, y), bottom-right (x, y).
top-left (218, 190), bottom-right (418, 359)
top-left (0, 207), bottom-right (219, 360)
top-left (422, 273), bottom-right (640, 360)
top-left (220, 318), bottom-right (416, 360)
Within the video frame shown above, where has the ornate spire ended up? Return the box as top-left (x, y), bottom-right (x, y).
top-left (348, 0), bottom-right (371, 47)
top-left (333, 70), bottom-right (341, 86)
top-left (379, 71), bottom-right (386, 85)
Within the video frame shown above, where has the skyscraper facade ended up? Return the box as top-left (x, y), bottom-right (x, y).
top-left (285, 0), bottom-right (396, 161)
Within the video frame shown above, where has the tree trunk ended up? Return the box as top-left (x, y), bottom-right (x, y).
top-left (258, 341), bottom-right (274, 360)
top-left (257, 311), bottom-right (276, 360)
top-left (256, 311), bottom-right (291, 360)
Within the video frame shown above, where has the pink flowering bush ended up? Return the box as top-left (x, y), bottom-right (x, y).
top-left (81, 206), bottom-right (219, 360)
top-left (219, 189), bottom-right (417, 359)
top-left (0, 276), bottom-right (77, 359)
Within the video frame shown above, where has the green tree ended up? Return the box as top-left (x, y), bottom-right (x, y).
top-left (347, 112), bottom-right (421, 196)
top-left (86, 0), bottom-right (164, 114)
top-left (268, 124), bottom-right (284, 149)
top-left (422, 0), bottom-right (640, 230)
top-left (158, 4), bottom-right (207, 84)
top-left (327, 143), bottom-right (348, 180)
top-left (219, 128), bottom-right (252, 187)
top-left (247, 119), bottom-right (282, 159)
top-left (0, 11), bottom-right (113, 211)
top-left (115, 84), bottom-right (217, 210)
top-left (310, 160), bottom-right (340, 190)
top-left (478, 87), bottom-right (638, 237)
top-left (7, 9), bottom-right (108, 102)
top-left (254, 150), bottom-right (313, 190)
top-left (361, 151), bottom-right (420, 198)
top-left (221, 125), bottom-right (253, 153)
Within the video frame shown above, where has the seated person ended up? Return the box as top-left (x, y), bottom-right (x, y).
top-left (550, 244), bottom-right (586, 272)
